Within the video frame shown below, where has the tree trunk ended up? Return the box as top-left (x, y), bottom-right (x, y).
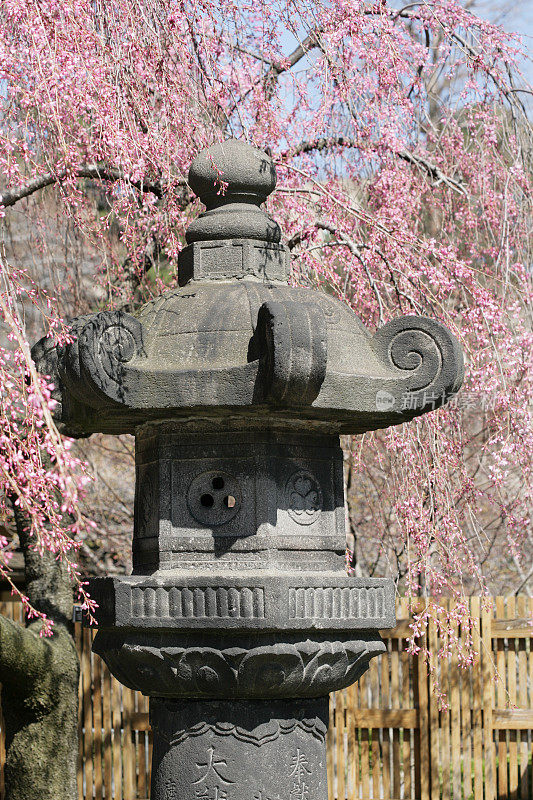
top-left (0, 507), bottom-right (79, 800)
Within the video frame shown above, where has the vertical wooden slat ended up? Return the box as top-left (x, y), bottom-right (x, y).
top-left (517, 596), bottom-right (528, 800)
top-left (481, 600), bottom-right (495, 800)
top-left (412, 646), bottom-right (420, 800)
top-left (82, 626), bottom-right (94, 800)
top-left (112, 681), bottom-right (123, 800)
top-left (336, 689), bottom-right (346, 800)
top-left (352, 675), bottom-right (361, 798)
top-left (122, 687), bottom-right (135, 800)
top-left (358, 668), bottom-right (370, 800)
top-left (327, 695), bottom-right (334, 800)
top-left (495, 596), bottom-right (508, 799)
top-left (132, 727), bottom-right (139, 800)
top-left (400, 611), bottom-right (412, 800)
top-left (381, 641), bottom-right (391, 800)
top-left (136, 692), bottom-right (147, 800)
top-left (416, 616), bottom-right (430, 800)
top-left (450, 606), bottom-right (461, 800)
top-left (360, 732), bottom-right (370, 799)
top-left (460, 606), bottom-right (472, 800)
top-left (148, 726), bottom-right (153, 794)
top-left (346, 683), bottom-right (356, 800)
top-left (137, 729), bottom-right (147, 800)
top-left (441, 600), bottom-right (451, 800)
top-left (428, 614), bottom-right (440, 800)
top-left (102, 664), bottom-right (113, 798)
top-left (93, 649), bottom-right (103, 800)
top-left (368, 657), bottom-right (380, 800)
top-left (390, 638), bottom-right (401, 798)
top-left (354, 681), bottom-right (365, 796)
top-left (507, 596), bottom-right (519, 797)
top-left (370, 729), bottom-right (380, 800)
top-left (471, 597), bottom-right (483, 800)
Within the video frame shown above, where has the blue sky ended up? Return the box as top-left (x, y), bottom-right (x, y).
top-left (486, 0), bottom-right (533, 83)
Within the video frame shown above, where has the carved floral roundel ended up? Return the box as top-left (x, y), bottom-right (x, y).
top-left (286, 470), bottom-right (322, 526)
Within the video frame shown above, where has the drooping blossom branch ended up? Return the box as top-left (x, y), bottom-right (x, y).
top-left (0, 0), bottom-right (530, 680)
top-left (0, 164), bottom-right (183, 209)
top-left (286, 137), bottom-right (467, 194)
top-left (0, 263), bottom-right (98, 632)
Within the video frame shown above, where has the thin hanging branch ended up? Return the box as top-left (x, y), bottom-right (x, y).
top-left (0, 164), bottom-right (187, 209)
top-left (287, 137), bottom-right (467, 195)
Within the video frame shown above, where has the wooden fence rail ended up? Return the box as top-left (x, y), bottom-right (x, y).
top-left (1, 596), bottom-right (532, 800)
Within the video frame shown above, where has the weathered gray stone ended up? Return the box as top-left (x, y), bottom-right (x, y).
top-left (31, 280), bottom-right (463, 436)
top-left (150, 698), bottom-right (329, 800)
top-left (31, 138), bottom-right (464, 800)
top-left (92, 629), bottom-right (385, 698)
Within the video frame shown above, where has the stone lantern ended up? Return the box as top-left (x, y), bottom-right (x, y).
top-left (32, 139), bottom-right (463, 800)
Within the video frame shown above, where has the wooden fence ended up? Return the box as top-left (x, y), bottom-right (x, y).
top-left (1, 596), bottom-right (532, 800)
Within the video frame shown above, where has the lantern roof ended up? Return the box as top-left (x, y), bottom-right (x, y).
top-left (32, 139), bottom-right (464, 437)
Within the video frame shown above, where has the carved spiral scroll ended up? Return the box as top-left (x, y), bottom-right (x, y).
top-left (31, 315), bottom-right (95, 421)
top-left (256, 300), bottom-right (327, 406)
top-left (77, 310), bottom-right (144, 404)
top-left (372, 315), bottom-right (464, 401)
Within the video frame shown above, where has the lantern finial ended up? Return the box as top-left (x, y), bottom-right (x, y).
top-left (179, 139), bottom-right (289, 284)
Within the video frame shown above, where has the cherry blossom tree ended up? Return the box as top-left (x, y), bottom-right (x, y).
top-left (0, 0), bottom-right (531, 796)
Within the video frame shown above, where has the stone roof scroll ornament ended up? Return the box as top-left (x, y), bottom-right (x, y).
top-left (32, 138), bottom-right (464, 800)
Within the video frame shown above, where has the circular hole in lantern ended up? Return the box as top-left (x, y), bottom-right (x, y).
top-left (200, 493), bottom-right (214, 507)
top-left (224, 495), bottom-right (236, 508)
top-left (212, 476), bottom-right (225, 490)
